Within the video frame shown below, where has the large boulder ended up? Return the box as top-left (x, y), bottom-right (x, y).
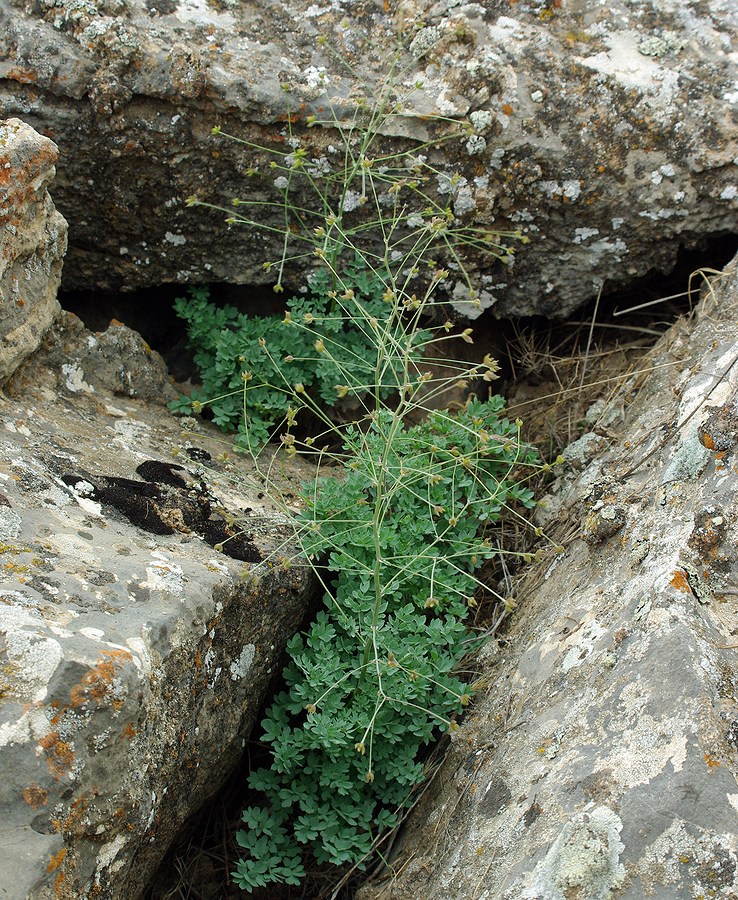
top-left (0, 0), bottom-right (735, 317)
top-left (356, 254), bottom-right (738, 897)
top-left (0, 318), bottom-right (315, 898)
top-left (0, 118), bottom-right (66, 382)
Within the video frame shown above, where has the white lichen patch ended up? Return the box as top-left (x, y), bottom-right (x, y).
top-left (0, 507), bottom-right (22, 540)
top-left (515, 805), bottom-right (625, 900)
top-left (578, 32), bottom-right (681, 101)
top-left (140, 553), bottom-right (184, 597)
top-left (303, 65), bottom-right (329, 89)
top-left (573, 227), bottom-right (599, 243)
top-left (230, 644), bottom-right (255, 681)
top-left (64, 479), bottom-right (103, 517)
top-left (637, 32), bottom-right (686, 58)
top-left (173, 0), bottom-right (236, 27)
top-left (62, 362), bottom-right (95, 394)
top-left (47, 533), bottom-right (102, 567)
top-left (95, 833), bottom-right (127, 875)
top-left (112, 418), bottom-right (150, 451)
top-left (469, 109), bottom-right (493, 132)
top-left (3, 629), bottom-right (63, 703)
top-left (125, 636), bottom-right (152, 675)
top-left (466, 134), bottom-right (487, 156)
top-left (594, 713), bottom-right (688, 787)
top-left (561, 619), bottom-right (607, 673)
top-left (0, 706), bottom-right (53, 748)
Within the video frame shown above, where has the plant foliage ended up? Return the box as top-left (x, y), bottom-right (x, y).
top-left (176, 59), bottom-right (550, 893)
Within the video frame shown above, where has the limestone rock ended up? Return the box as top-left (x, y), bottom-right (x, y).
top-left (0, 118), bottom-right (66, 382)
top-left (0, 354), bottom-right (314, 898)
top-left (0, 1), bottom-right (736, 316)
top-left (356, 255), bottom-right (738, 897)
top-left (10, 309), bottom-right (179, 405)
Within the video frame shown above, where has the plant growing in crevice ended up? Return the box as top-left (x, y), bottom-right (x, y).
top-left (176, 60), bottom-right (551, 892)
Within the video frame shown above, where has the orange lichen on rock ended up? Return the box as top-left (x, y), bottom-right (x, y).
top-left (23, 784), bottom-right (49, 809)
top-left (39, 733), bottom-right (75, 781)
top-left (69, 649), bottom-right (134, 708)
top-left (670, 570), bottom-right (692, 593)
top-left (704, 751), bottom-right (721, 769)
top-left (46, 848), bottom-right (67, 872)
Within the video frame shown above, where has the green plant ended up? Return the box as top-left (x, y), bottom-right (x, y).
top-left (170, 258), bottom-right (432, 452)
top-left (232, 400), bottom-right (539, 891)
top-left (179, 60), bottom-right (549, 893)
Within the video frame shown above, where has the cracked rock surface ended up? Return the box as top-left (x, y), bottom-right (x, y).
top-left (0, 329), bottom-right (314, 899)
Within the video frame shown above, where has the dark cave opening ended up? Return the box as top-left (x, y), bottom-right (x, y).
top-left (58, 232), bottom-right (738, 393)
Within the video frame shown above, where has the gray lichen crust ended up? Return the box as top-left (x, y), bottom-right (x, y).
top-left (0, 0), bottom-right (736, 316)
top-left (0, 118), bottom-right (66, 382)
top-left (0, 340), bottom-right (314, 899)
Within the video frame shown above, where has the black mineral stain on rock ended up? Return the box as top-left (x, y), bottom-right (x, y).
top-left (523, 799), bottom-right (543, 827)
top-left (146, 0), bottom-right (179, 14)
top-left (478, 777), bottom-right (512, 816)
top-left (694, 845), bottom-right (736, 892)
top-left (688, 506), bottom-right (728, 563)
top-left (136, 460), bottom-right (188, 488)
top-left (184, 447), bottom-right (212, 463)
top-left (62, 463), bottom-right (262, 562)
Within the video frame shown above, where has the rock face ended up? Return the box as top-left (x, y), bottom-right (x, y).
top-left (356, 255), bottom-right (738, 897)
top-left (0, 118), bottom-right (67, 382)
top-left (0, 316), bottom-right (315, 898)
top-left (1, 1), bottom-right (736, 317)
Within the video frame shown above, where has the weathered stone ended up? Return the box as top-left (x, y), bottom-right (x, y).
top-left (0, 118), bottom-right (66, 382)
top-left (0, 343), bottom-right (314, 899)
top-left (0, 1), bottom-right (735, 317)
top-left (10, 309), bottom-right (179, 404)
top-left (356, 255), bottom-right (738, 898)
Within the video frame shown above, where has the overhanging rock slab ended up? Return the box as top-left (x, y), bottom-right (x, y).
top-left (0, 0), bottom-right (735, 316)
